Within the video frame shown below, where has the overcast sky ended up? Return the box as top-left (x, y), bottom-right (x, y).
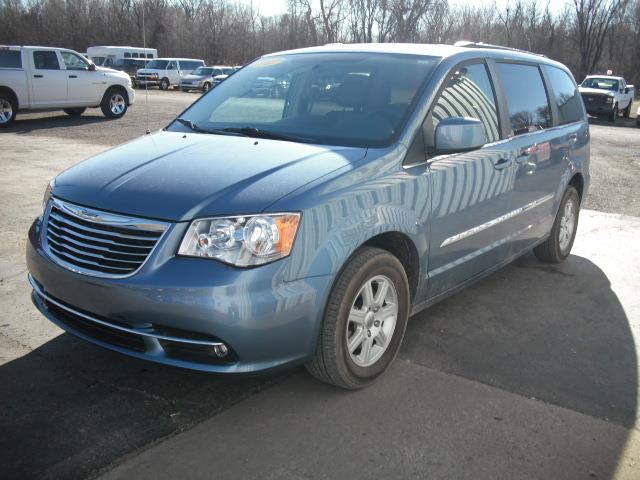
top-left (244, 0), bottom-right (572, 17)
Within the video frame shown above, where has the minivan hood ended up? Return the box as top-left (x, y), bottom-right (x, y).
top-left (52, 131), bottom-right (367, 222)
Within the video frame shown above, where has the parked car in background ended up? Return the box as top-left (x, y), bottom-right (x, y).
top-left (87, 46), bottom-right (157, 68)
top-left (136, 58), bottom-right (205, 90)
top-left (579, 75), bottom-right (635, 122)
top-left (0, 45), bottom-right (135, 127)
top-left (27, 43), bottom-right (589, 389)
top-left (211, 66), bottom-right (241, 87)
top-left (180, 66), bottom-right (232, 92)
top-left (111, 58), bottom-right (149, 87)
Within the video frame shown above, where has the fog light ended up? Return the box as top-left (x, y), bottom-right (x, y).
top-left (213, 344), bottom-right (229, 357)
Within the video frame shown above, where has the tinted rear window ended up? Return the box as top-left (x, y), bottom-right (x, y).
top-left (33, 51), bottom-right (60, 70)
top-left (0, 50), bottom-right (22, 68)
top-left (496, 63), bottom-right (551, 136)
top-left (545, 66), bottom-right (584, 125)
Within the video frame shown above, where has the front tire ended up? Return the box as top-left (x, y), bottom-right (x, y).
top-left (0, 93), bottom-right (17, 127)
top-left (63, 107), bottom-right (86, 117)
top-left (534, 186), bottom-right (580, 263)
top-left (623, 102), bottom-right (631, 118)
top-left (100, 87), bottom-right (128, 119)
top-left (159, 78), bottom-right (170, 90)
top-left (609, 104), bottom-right (618, 123)
top-left (202, 82), bottom-right (211, 92)
top-left (306, 247), bottom-right (410, 389)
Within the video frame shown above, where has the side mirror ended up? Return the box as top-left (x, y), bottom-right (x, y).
top-left (624, 87), bottom-right (630, 94)
top-left (434, 117), bottom-right (486, 154)
top-left (88, 63), bottom-right (96, 71)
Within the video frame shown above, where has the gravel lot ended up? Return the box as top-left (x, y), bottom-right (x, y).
top-left (1, 91), bottom-right (639, 479)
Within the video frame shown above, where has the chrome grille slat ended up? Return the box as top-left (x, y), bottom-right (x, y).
top-left (48, 221), bottom-right (154, 250)
top-left (49, 211), bottom-right (160, 241)
top-left (44, 199), bottom-right (168, 278)
top-left (47, 230), bottom-right (149, 258)
top-left (46, 236), bottom-right (144, 266)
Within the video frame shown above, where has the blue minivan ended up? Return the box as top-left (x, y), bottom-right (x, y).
top-left (27, 43), bottom-right (589, 389)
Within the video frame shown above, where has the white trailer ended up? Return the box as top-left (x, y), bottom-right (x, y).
top-left (87, 46), bottom-right (157, 68)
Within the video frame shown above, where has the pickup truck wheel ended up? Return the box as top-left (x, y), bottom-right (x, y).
top-left (534, 186), bottom-right (580, 263)
top-left (160, 78), bottom-right (170, 90)
top-left (0, 94), bottom-right (17, 127)
top-left (63, 108), bottom-right (86, 117)
top-left (623, 102), bottom-right (631, 118)
top-left (100, 87), bottom-right (128, 119)
top-left (306, 247), bottom-right (410, 389)
top-left (609, 105), bottom-right (618, 123)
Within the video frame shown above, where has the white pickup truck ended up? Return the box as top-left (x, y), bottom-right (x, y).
top-left (0, 46), bottom-right (135, 127)
top-left (579, 75), bottom-right (635, 122)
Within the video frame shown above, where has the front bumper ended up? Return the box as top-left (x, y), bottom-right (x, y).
top-left (126, 85), bottom-right (136, 105)
top-left (26, 216), bottom-right (333, 373)
top-left (136, 78), bottom-right (160, 87)
top-left (584, 103), bottom-right (614, 115)
top-left (180, 82), bottom-right (203, 90)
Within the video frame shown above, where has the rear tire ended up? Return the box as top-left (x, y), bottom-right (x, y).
top-left (534, 186), bottom-right (580, 263)
top-left (306, 247), bottom-right (410, 389)
top-left (100, 87), bottom-right (128, 119)
top-left (159, 78), bottom-right (170, 90)
top-left (63, 107), bottom-right (86, 117)
top-left (0, 93), bottom-right (17, 127)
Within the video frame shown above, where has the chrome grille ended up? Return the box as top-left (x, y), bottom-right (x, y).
top-left (581, 93), bottom-right (607, 106)
top-left (44, 199), bottom-right (168, 277)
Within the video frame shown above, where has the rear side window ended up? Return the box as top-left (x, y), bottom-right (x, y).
top-left (545, 66), bottom-right (584, 125)
top-left (429, 62), bottom-right (500, 144)
top-left (0, 50), bottom-right (22, 68)
top-left (496, 63), bottom-right (551, 136)
top-left (33, 51), bottom-right (60, 70)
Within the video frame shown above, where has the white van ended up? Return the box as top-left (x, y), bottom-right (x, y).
top-left (87, 46), bottom-right (157, 68)
top-left (136, 58), bottom-right (205, 90)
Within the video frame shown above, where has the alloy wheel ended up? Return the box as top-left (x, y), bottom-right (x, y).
top-left (558, 198), bottom-right (576, 252)
top-left (109, 94), bottom-right (126, 115)
top-left (0, 99), bottom-right (13, 124)
top-left (345, 275), bottom-right (398, 368)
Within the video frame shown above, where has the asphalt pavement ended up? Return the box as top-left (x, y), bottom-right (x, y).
top-left (1, 90), bottom-right (639, 479)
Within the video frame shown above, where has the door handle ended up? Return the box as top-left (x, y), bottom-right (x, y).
top-left (33, 74), bottom-right (43, 78)
top-left (68, 75), bottom-right (77, 78)
top-left (493, 158), bottom-right (512, 170)
top-left (568, 133), bottom-right (578, 144)
top-left (516, 148), bottom-right (531, 164)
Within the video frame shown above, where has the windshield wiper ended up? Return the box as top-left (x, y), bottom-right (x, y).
top-left (220, 127), bottom-right (313, 144)
top-left (176, 118), bottom-right (211, 133)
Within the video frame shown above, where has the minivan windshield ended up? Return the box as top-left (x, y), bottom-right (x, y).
top-left (168, 53), bottom-right (440, 148)
top-left (145, 59), bottom-right (169, 69)
top-left (581, 77), bottom-right (620, 91)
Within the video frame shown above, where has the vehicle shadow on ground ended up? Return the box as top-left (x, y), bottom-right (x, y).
top-left (588, 116), bottom-right (638, 129)
top-left (401, 252), bottom-right (637, 477)
top-left (0, 332), bottom-right (288, 480)
top-left (5, 114), bottom-right (111, 134)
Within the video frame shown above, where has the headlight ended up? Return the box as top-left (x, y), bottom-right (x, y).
top-left (178, 213), bottom-right (301, 267)
top-left (606, 96), bottom-right (614, 103)
top-left (42, 182), bottom-right (53, 212)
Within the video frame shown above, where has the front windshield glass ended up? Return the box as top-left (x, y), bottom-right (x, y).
top-left (168, 53), bottom-right (440, 148)
top-left (192, 67), bottom-right (213, 76)
top-left (582, 77), bottom-right (619, 91)
top-left (145, 59), bottom-right (169, 69)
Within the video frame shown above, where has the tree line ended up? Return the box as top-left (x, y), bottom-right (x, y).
top-left (1, 0), bottom-right (639, 86)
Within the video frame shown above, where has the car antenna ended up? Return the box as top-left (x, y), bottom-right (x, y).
top-left (142, 0), bottom-right (151, 134)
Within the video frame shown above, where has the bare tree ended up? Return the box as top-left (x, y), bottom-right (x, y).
top-left (571, 0), bottom-right (629, 79)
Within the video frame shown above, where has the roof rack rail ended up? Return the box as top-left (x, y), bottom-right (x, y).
top-left (453, 41), bottom-right (547, 58)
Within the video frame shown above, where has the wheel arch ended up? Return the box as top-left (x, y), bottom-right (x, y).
top-left (569, 172), bottom-right (585, 201)
top-left (0, 86), bottom-right (19, 109)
